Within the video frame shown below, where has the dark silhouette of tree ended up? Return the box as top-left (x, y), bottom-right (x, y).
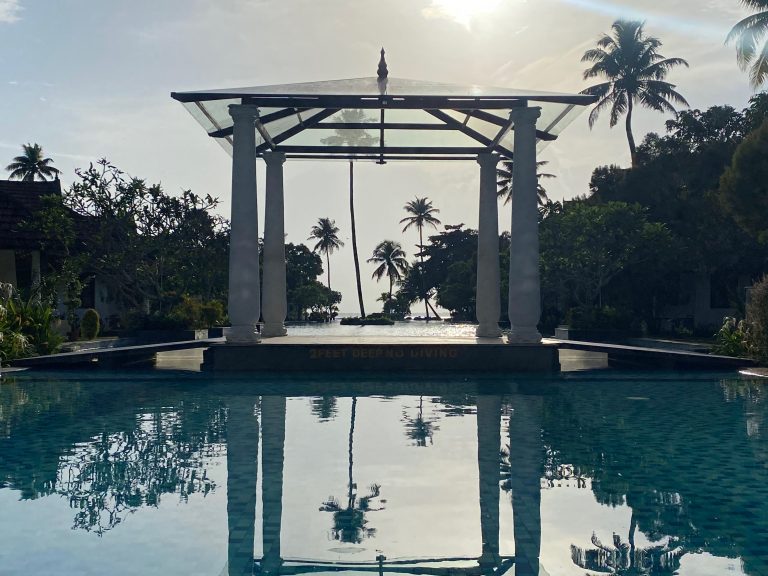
top-left (367, 240), bottom-right (409, 301)
top-left (400, 197), bottom-right (441, 319)
top-left (319, 397), bottom-right (384, 543)
top-left (570, 529), bottom-right (684, 575)
top-left (6, 143), bottom-right (59, 181)
top-left (308, 217), bottom-right (344, 293)
top-left (581, 20), bottom-right (689, 166)
top-left (321, 110), bottom-right (378, 318)
top-left (310, 396), bottom-right (338, 422)
top-left (402, 396), bottom-right (439, 447)
top-left (727, 0), bottom-right (768, 88)
top-left (496, 160), bottom-right (554, 206)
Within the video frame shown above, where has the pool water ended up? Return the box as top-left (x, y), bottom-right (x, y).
top-left (0, 371), bottom-right (766, 576)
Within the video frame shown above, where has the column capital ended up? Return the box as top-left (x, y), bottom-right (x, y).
top-left (509, 106), bottom-right (542, 125)
top-left (476, 152), bottom-right (500, 169)
top-left (262, 150), bottom-right (286, 166)
top-left (228, 103), bottom-right (259, 122)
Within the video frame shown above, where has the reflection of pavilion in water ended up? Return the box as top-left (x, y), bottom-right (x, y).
top-left (224, 394), bottom-right (545, 576)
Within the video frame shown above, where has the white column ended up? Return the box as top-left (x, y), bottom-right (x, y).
top-left (262, 151), bottom-right (288, 337)
top-left (507, 107), bottom-right (542, 344)
top-left (476, 153), bottom-right (502, 338)
top-left (477, 395), bottom-right (502, 570)
top-left (226, 104), bottom-right (261, 344)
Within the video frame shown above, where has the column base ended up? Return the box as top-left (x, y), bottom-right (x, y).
top-left (506, 327), bottom-right (542, 344)
top-left (262, 323), bottom-right (287, 338)
top-left (476, 324), bottom-right (502, 338)
top-left (225, 325), bottom-right (261, 344)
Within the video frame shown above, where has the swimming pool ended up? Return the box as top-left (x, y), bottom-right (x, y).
top-left (0, 370), bottom-right (765, 575)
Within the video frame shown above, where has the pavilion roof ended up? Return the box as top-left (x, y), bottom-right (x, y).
top-left (171, 70), bottom-right (596, 161)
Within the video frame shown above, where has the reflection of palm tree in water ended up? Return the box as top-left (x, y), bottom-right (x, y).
top-left (570, 511), bottom-right (684, 575)
top-left (320, 397), bottom-right (384, 543)
top-left (403, 396), bottom-right (439, 447)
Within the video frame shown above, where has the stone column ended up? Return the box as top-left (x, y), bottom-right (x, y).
top-left (509, 395), bottom-right (543, 576)
top-left (226, 397), bottom-right (260, 576)
top-left (477, 395), bottom-right (502, 572)
top-left (476, 153), bottom-right (502, 338)
top-left (262, 151), bottom-right (288, 337)
top-left (261, 395), bottom-right (286, 576)
top-left (226, 104), bottom-right (261, 344)
top-left (507, 107), bottom-right (542, 344)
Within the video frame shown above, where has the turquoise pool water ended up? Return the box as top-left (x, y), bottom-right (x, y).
top-left (0, 370), bottom-right (766, 576)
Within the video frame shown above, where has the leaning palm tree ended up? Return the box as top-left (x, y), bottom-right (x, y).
top-left (400, 197), bottom-right (441, 319)
top-left (727, 0), bottom-right (768, 88)
top-left (497, 160), bottom-right (555, 206)
top-left (321, 110), bottom-right (378, 318)
top-left (367, 240), bottom-right (409, 301)
top-left (581, 20), bottom-right (689, 167)
top-left (308, 218), bottom-right (344, 293)
top-left (6, 143), bottom-right (60, 181)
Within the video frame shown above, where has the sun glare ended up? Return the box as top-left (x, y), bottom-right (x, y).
top-left (422, 0), bottom-right (503, 30)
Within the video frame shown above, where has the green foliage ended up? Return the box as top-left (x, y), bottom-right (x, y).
top-left (719, 120), bottom-right (768, 244)
top-left (0, 283), bottom-right (63, 362)
top-left (711, 316), bottom-right (752, 357)
top-left (747, 276), bottom-right (768, 363)
top-left (64, 159), bottom-right (229, 313)
top-left (566, 306), bottom-right (633, 331)
top-left (80, 308), bottom-right (100, 340)
top-left (541, 201), bottom-right (675, 310)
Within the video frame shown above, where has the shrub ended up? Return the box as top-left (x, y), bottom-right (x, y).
top-left (200, 300), bottom-right (226, 328)
top-left (711, 317), bottom-right (751, 357)
top-left (566, 306), bottom-right (633, 331)
top-left (0, 282), bottom-right (63, 361)
top-left (80, 308), bottom-right (100, 340)
top-left (747, 276), bottom-right (768, 363)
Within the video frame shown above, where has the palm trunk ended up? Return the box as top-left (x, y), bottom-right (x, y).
top-left (326, 251), bottom-right (332, 321)
top-left (419, 227), bottom-right (429, 319)
top-left (347, 397), bottom-right (357, 509)
top-left (350, 162), bottom-right (366, 318)
top-left (389, 276), bottom-right (393, 301)
top-left (626, 98), bottom-right (637, 167)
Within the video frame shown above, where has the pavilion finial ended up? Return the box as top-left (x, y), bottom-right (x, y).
top-left (377, 47), bottom-right (388, 80)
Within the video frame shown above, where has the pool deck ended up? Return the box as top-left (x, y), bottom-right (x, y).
top-left (6, 334), bottom-right (758, 372)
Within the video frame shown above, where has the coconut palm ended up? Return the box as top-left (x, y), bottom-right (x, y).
top-left (6, 143), bottom-right (60, 181)
top-left (319, 397), bottom-right (384, 543)
top-left (581, 20), bottom-right (689, 167)
top-left (308, 218), bottom-right (344, 292)
top-left (496, 160), bottom-right (555, 206)
top-left (321, 110), bottom-right (378, 318)
top-left (400, 197), bottom-right (441, 319)
top-left (367, 240), bottom-right (409, 301)
top-left (727, 0), bottom-right (768, 88)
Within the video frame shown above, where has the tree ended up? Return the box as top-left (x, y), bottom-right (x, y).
top-left (321, 110), bottom-right (379, 318)
top-left (6, 143), bottom-right (60, 181)
top-left (496, 160), bottom-right (554, 206)
top-left (308, 218), bottom-right (344, 293)
top-left (727, 0), bottom-right (768, 88)
top-left (367, 240), bottom-right (409, 301)
top-left (400, 197), bottom-right (441, 318)
top-left (581, 20), bottom-right (689, 166)
top-left (719, 119), bottom-right (768, 244)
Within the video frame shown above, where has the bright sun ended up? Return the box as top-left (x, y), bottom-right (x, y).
top-left (422, 0), bottom-right (503, 29)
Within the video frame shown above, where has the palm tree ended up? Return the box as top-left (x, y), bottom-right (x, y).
top-left (319, 397), bottom-right (384, 543)
top-left (308, 218), bottom-right (344, 293)
top-left (581, 20), bottom-right (689, 167)
top-left (321, 110), bottom-right (378, 318)
top-left (400, 197), bottom-right (441, 319)
top-left (367, 240), bottom-right (409, 301)
top-left (496, 160), bottom-right (555, 206)
top-left (727, 0), bottom-right (768, 88)
top-left (6, 143), bottom-right (60, 181)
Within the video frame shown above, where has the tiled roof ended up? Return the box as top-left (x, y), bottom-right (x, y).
top-left (0, 179), bottom-right (63, 249)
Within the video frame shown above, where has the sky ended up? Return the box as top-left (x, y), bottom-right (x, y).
top-left (0, 0), bottom-right (760, 313)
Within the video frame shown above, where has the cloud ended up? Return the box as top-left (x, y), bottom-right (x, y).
top-left (0, 0), bottom-right (21, 24)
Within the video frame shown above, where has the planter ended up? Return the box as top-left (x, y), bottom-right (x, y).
top-left (132, 329), bottom-right (209, 343)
